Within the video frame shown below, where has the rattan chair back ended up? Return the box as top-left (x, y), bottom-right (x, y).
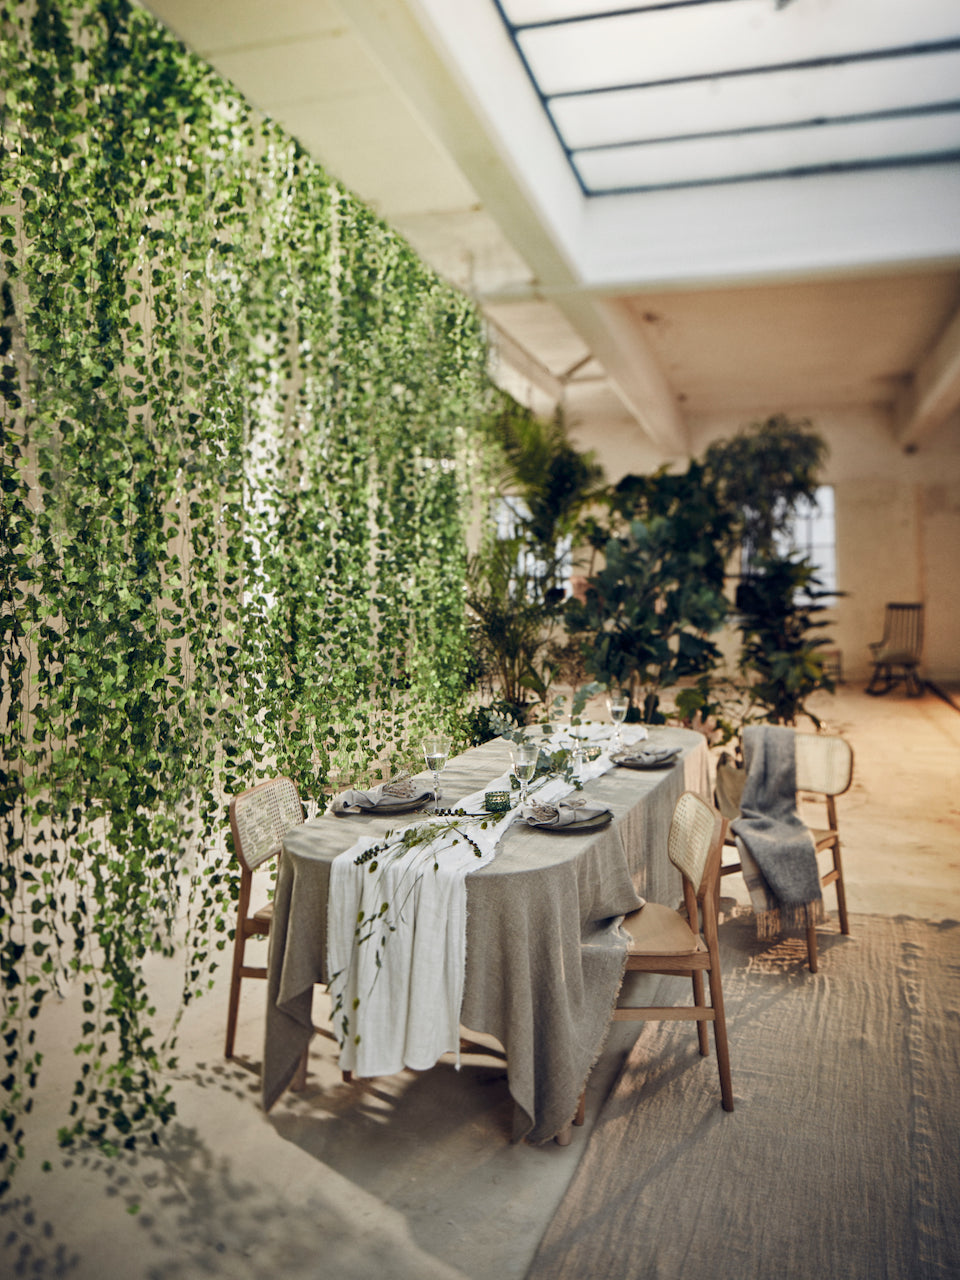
top-left (231, 775), bottom-right (303, 872)
top-left (794, 731), bottom-right (853, 797)
top-left (225, 776), bottom-right (304, 1060)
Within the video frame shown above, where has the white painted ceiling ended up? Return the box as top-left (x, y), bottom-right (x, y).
top-left (142, 0), bottom-right (960, 464)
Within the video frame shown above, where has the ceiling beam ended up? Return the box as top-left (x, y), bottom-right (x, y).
top-left (484, 319), bottom-right (565, 404)
top-left (558, 295), bottom-right (689, 456)
top-left (337, 0), bottom-right (687, 451)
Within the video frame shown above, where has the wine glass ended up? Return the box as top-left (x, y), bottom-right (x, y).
top-left (607, 692), bottom-right (629, 752)
top-left (422, 733), bottom-right (450, 807)
top-left (511, 741), bottom-right (539, 807)
top-left (567, 711), bottom-right (587, 778)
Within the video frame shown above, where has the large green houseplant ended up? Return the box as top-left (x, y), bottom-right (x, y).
top-left (734, 551), bottom-right (837, 726)
top-left (566, 461), bottom-right (733, 722)
top-left (566, 415), bottom-right (835, 729)
top-left (466, 405), bottom-right (603, 723)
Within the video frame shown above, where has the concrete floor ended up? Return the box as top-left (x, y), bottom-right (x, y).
top-left (2, 684), bottom-right (959, 1280)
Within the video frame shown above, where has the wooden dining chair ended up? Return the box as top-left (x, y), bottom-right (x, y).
top-left (562, 792), bottom-right (731, 1141)
top-left (715, 730), bottom-right (853, 973)
top-left (225, 775), bottom-right (304, 1062)
top-left (610, 792), bottom-right (733, 1113)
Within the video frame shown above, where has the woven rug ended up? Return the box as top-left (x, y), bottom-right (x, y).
top-left (527, 913), bottom-right (960, 1280)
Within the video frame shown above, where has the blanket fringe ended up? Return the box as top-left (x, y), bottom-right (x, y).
top-left (755, 897), bottom-right (824, 940)
top-left (783, 897), bottom-right (825, 932)
top-left (754, 907), bottom-right (781, 941)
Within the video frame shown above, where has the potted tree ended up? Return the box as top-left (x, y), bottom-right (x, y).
top-left (565, 461), bottom-right (732, 722)
top-left (567, 415), bottom-right (836, 730)
top-left (465, 403), bottom-right (603, 729)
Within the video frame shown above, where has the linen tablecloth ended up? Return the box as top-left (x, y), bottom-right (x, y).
top-left (263, 726), bottom-right (709, 1143)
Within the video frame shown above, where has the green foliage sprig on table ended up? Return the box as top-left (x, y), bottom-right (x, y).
top-left (331, 805), bottom-right (501, 1051)
top-left (483, 683), bottom-right (607, 790)
top-left (0, 0), bottom-right (502, 1193)
top-left (538, 679), bottom-right (607, 733)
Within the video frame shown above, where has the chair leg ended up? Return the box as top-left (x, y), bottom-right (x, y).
top-left (833, 849), bottom-right (850, 936)
top-left (224, 930), bottom-right (246, 1059)
top-left (692, 971), bottom-right (709, 1056)
top-left (806, 922), bottom-right (819, 973)
top-left (865, 664), bottom-right (893, 696)
top-left (708, 969), bottom-right (734, 1113)
top-left (555, 1090), bottom-right (586, 1144)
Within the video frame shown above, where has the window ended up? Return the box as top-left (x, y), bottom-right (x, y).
top-left (775, 484), bottom-right (837, 597)
top-left (494, 495), bottom-right (573, 596)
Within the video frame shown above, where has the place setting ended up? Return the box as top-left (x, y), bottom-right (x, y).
top-left (330, 732), bottom-right (493, 819)
top-left (330, 733), bottom-right (452, 816)
top-left (522, 798), bottom-right (613, 834)
top-left (610, 742), bottom-right (683, 771)
top-left (330, 772), bottom-right (434, 815)
top-left (599, 691), bottom-right (683, 770)
top-left (509, 738), bottom-right (614, 834)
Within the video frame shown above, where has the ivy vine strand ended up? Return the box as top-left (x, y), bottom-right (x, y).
top-left (0, 0), bottom-right (507, 1195)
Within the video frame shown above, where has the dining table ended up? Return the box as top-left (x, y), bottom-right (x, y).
top-left (262, 724), bottom-right (710, 1144)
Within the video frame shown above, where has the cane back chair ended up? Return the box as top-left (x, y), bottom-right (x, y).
top-left (715, 730), bottom-right (853, 973)
top-left (866, 602), bottom-right (924, 697)
top-left (600, 792), bottom-right (734, 1115)
top-left (225, 775), bottom-right (304, 1060)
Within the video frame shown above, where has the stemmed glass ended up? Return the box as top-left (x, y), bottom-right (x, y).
top-left (511, 741), bottom-right (539, 807)
top-left (422, 733), bottom-right (450, 807)
top-left (568, 712), bottom-right (587, 778)
top-left (607, 692), bottom-right (629, 752)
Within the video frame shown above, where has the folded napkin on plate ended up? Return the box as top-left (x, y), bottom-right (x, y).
top-left (612, 744), bottom-right (681, 767)
top-left (331, 774), bottom-right (433, 814)
top-left (525, 798), bottom-right (611, 828)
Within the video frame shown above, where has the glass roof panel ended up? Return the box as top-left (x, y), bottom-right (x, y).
top-left (575, 110), bottom-right (960, 192)
top-left (515, 1), bottom-right (959, 97)
top-left (491, 0), bottom-right (960, 194)
top-left (551, 49), bottom-right (960, 151)
top-left (502, 0), bottom-right (672, 20)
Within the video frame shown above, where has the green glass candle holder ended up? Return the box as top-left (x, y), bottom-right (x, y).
top-left (483, 790), bottom-right (512, 813)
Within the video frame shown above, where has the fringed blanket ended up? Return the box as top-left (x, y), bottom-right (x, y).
top-left (731, 725), bottom-right (824, 939)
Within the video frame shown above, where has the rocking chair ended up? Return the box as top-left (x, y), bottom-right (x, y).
top-left (866, 603), bottom-right (924, 697)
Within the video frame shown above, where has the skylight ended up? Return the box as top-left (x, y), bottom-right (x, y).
top-left (492, 0), bottom-right (960, 193)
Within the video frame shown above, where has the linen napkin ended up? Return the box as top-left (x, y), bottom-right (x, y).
top-left (612, 743), bottom-right (681, 768)
top-left (524, 797), bottom-right (612, 828)
top-left (331, 773), bottom-right (433, 814)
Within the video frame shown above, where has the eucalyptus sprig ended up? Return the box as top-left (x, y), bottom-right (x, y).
top-left (540, 680), bottom-right (607, 731)
top-left (354, 808), bottom-right (494, 873)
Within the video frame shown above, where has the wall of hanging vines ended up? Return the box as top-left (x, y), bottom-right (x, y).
top-left (0, 0), bottom-right (501, 1193)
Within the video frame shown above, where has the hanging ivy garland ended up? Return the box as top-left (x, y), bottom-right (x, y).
top-left (0, 0), bottom-right (503, 1194)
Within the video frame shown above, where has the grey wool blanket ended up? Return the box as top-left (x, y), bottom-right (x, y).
top-left (731, 725), bottom-right (823, 939)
